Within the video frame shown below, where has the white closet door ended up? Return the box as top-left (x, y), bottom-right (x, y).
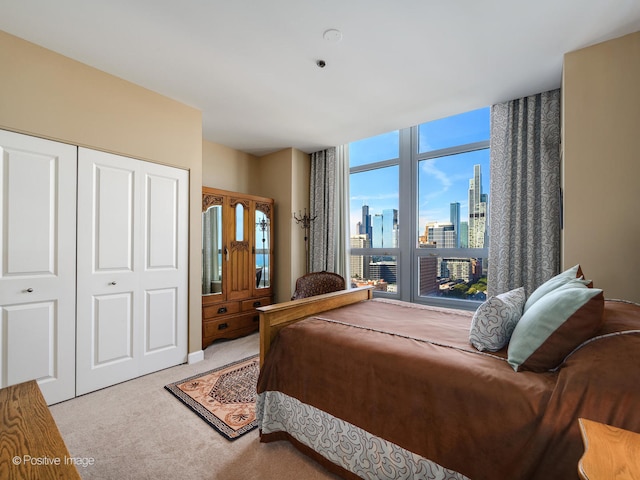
top-left (76, 149), bottom-right (140, 394)
top-left (76, 148), bottom-right (187, 395)
top-left (0, 130), bottom-right (77, 405)
top-left (139, 161), bottom-right (188, 375)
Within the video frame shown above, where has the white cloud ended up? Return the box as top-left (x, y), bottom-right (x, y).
top-left (421, 160), bottom-right (452, 188)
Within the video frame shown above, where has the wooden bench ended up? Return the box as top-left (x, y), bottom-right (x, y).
top-left (0, 380), bottom-right (81, 479)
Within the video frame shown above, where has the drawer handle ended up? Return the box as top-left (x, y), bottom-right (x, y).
top-left (218, 322), bottom-right (228, 330)
top-left (217, 307), bottom-right (227, 314)
top-left (253, 301), bottom-right (262, 307)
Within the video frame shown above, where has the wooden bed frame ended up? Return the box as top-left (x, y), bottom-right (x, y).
top-left (257, 286), bottom-right (374, 366)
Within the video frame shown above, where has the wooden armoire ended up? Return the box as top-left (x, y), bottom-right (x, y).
top-left (201, 187), bottom-right (274, 348)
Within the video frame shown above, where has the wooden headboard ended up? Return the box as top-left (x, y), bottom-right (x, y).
top-left (257, 286), bottom-right (374, 366)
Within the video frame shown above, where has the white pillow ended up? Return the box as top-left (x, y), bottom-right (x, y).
top-left (469, 287), bottom-right (526, 352)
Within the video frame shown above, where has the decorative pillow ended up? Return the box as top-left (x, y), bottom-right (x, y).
top-left (508, 283), bottom-right (604, 372)
top-left (524, 264), bottom-right (586, 312)
top-left (469, 287), bottom-right (525, 352)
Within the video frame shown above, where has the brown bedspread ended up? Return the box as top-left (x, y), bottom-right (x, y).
top-left (257, 298), bottom-right (640, 480)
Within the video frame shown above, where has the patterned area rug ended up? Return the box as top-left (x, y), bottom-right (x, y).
top-left (165, 355), bottom-right (259, 440)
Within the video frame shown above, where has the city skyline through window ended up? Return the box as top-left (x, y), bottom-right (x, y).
top-left (349, 107), bottom-right (490, 306)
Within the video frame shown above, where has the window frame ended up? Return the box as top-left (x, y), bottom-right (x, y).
top-left (349, 115), bottom-right (490, 310)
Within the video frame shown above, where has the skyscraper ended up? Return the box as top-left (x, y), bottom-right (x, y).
top-left (427, 222), bottom-right (456, 248)
top-left (450, 202), bottom-right (460, 248)
top-left (372, 214), bottom-right (383, 248)
top-left (350, 234), bottom-right (369, 279)
top-left (468, 164), bottom-right (487, 248)
top-left (460, 221), bottom-right (469, 248)
top-left (359, 204), bottom-right (372, 247)
top-left (382, 208), bottom-right (398, 248)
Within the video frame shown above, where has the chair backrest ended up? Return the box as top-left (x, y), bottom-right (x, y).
top-left (291, 271), bottom-right (346, 300)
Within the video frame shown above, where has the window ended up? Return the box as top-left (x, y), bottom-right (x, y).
top-left (349, 108), bottom-right (490, 308)
top-left (349, 132), bottom-right (400, 294)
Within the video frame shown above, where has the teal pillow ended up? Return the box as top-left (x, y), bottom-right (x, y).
top-left (508, 283), bottom-right (604, 372)
top-left (523, 264), bottom-right (587, 312)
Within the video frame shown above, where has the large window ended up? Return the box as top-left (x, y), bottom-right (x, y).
top-left (349, 108), bottom-right (490, 308)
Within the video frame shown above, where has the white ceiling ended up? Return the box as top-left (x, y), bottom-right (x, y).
top-left (1, 1), bottom-right (639, 156)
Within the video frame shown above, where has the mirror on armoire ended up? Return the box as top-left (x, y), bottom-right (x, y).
top-left (202, 194), bottom-right (223, 295)
top-left (255, 204), bottom-right (271, 290)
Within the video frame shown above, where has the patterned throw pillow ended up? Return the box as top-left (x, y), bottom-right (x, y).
top-left (469, 287), bottom-right (526, 352)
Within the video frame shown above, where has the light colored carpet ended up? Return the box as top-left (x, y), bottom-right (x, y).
top-left (50, 333), bottom-right (340, 480)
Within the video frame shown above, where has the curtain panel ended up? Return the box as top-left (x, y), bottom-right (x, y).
top-left (309, 146), bottom-right (350, 281)
top-left (488, 89), bottom-right (562, 297)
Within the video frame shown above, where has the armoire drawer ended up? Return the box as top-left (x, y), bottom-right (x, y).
top-left (203, 301), bottom-right (241, 319)
top-left (203, 312), bottom-right (260, 339)
top-left (241, 296), bottom-right (272, 311)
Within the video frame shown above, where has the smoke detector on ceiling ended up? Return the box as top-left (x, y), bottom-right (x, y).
top-left (323, 29), bottom-right (343, 43)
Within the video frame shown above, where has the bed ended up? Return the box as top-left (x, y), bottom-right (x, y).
top-left (256, 284), bottom-right (640, 480)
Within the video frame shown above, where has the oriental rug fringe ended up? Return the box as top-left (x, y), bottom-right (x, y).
top-left (165, 355), bottom-right (259, 440)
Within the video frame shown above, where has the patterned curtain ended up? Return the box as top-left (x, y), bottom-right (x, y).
top-left (488, 89), bottom-right (561, 297)
top-left (333, 145), bottom-right (350, 281)
top-left (309, 146), bottom-right (350, 281)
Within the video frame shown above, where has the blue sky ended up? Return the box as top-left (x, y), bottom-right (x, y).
top-left (349, 107), bottom-right (490, 238)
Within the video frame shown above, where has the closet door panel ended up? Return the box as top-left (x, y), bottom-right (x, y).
top-left (139, 164), bottom-right (188, 375)
top-left (4, 153), bottom-right (55, 274)
top-left (93, 293), bottom-right (134, 365)
top-left (76, 148), bottom-right (141, 395)
top-left (77, 149), bottom-right (187, 393)
top-left (0, 130), bottom-right (77, 405)
top-left (145, 174), bottom-right (179, 269)
top-left (145, 288), bottom-right (177, 352)
top-left (3, 302), bottom-right (55, 385)
top-left (94, 164), bottom-right (135, 271)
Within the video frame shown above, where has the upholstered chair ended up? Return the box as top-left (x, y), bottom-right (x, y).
top-left (291, 271), bottom-right (346, 300)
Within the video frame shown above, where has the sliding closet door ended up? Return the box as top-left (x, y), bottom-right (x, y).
top-left (76, 148), bottom-right (188, 395)
top-left (0, 130), bottom-right (77, 405)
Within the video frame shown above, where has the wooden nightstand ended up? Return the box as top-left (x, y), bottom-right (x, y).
top-left (578, 418), bottom-right (640, 479)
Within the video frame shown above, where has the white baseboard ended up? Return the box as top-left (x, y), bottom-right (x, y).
top-left (187, 350), bottom-right (204, 364)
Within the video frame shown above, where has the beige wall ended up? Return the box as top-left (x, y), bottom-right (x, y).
top-left (0, 30), bottom-right (205, 352)
top-left (202, 139), bottom-right (258, 193)
top-left (290, 148), bottom-right (312, 293)
top-left (254, 148), bottom-right (310, 302)
top-left (562, 31), bottom-right (640, 302)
